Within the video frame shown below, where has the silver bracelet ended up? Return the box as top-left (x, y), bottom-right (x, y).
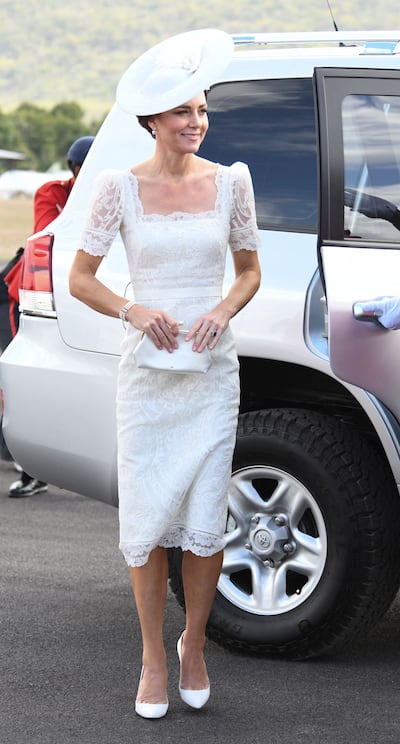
top-left (119, 300), bottom-right (136, 323)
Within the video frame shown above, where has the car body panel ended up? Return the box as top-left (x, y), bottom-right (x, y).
top-left (321, 244), bottom-right (400, 417)
top-left (315, 67), bottom-right (400, 424)
top-left (0, 314), bottom-right (119, 503)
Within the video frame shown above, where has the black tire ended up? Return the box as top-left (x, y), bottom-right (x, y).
top-left (168, 408), bottom-right (400, 659)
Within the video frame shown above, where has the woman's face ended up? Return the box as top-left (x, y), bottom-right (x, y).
top-left (149, 93), bottom-right (209, 154)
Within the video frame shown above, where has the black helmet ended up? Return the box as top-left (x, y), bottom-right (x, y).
top-left (67, 136), bottom-right (95, 166)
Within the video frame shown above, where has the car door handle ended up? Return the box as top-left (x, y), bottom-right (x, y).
top-left (352, 297), bottom-right (400, 330)
top-left (352, 301), bottom-right (381, 322)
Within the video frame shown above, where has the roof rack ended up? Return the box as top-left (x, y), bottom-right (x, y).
top-left (232, 31), bottom-right (400, 47)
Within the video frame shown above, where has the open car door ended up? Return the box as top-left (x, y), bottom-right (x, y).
top-left (314, 67), bottom-right (400, 419)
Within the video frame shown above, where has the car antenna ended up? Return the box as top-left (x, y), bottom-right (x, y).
top-left (325, 0), bottom-right (347, 45)
top-left (325, 0), bottom-right (340, 32)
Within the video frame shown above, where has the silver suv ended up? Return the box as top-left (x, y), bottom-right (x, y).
top-left (3, 31), bottom-right (400, 659)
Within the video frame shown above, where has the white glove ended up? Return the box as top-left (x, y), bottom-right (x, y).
top-left (357, 296), bottom-right (400, 330)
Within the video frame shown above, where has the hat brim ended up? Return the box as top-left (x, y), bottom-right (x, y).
top-left (116, 29), bottom-right (233, 116)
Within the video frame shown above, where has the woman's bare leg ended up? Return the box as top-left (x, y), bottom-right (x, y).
top-left (179, 550), bottom-right (223, 689)
top-left (129, 546), bottom-right (169, 704)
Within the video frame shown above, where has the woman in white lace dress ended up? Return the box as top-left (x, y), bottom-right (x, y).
top-left (69, 30), bottom-right (261, 719)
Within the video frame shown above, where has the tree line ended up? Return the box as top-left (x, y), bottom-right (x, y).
top-left (0, 102), bottom-right (105, 173)
top-left (3, 0), bottom-right (400, 114)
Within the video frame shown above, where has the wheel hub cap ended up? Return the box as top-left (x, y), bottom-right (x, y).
top-left (247, 513), bottom-right (292, 565)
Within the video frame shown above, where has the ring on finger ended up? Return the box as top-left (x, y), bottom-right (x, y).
top-left (209, 330), bottom-right (217, 337)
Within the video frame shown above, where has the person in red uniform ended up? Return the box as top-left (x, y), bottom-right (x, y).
top-left (7, 135), bottom-right (94, 497)
top-left (34, 135), bottom-right (95, 232)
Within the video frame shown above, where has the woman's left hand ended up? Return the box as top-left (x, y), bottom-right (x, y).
top-left (186, 250), bottom-right (261, 352)
top-left (186, 307), bottom-right (233, 351)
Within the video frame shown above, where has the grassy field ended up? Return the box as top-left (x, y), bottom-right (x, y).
top-left (0, 198), bottom-right (34, 263)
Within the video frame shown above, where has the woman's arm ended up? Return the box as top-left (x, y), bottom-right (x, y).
top-left (69, 250), bottom-right (126, 318)
top-left (186, 248), bottom-right (261, 351)
top-left (220, 248), bottom-right (261, 318)
top-left (69, 249), bottom-right (181, 350)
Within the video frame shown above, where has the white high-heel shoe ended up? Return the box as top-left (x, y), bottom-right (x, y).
top-left (135, 667), bottom-right (169, 719)
top-left (177, 634), bottom-right (210, 709)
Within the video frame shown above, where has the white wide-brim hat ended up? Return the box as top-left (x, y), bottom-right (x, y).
top-left (116, 28), bottom-right (234, 116)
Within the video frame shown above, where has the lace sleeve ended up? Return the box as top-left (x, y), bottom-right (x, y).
top-left (80, 169), bottom-right (125, 257)
top-left (229, 162), bottom-right (261, 252)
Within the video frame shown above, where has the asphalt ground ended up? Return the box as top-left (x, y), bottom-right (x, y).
top-left (1, 459), bottom-right (400, 744)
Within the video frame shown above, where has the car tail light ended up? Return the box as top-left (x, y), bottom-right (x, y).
top-left (19, 233), bottom-right (57, 318)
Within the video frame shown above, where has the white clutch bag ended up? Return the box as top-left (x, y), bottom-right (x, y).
top-left (134, 330), bottom-right (212, 374)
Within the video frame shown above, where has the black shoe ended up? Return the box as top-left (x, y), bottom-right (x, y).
top-left (8, 478), bottom-right (48, 498)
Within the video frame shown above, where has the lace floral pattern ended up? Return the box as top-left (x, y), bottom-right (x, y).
top-left (229, 163), bottom-right (260, 252)
top-left (121, 528), bottom-right (225, 568)
top-left (80, 162), bottom-right (260, 566)
top-left (80, 161), bottom-right (260, 257)
top-left (80, 171), bottom-right (125, 256)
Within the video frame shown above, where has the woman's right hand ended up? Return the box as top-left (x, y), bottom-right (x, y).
top-left (125, 305), bottom-right (181, 352)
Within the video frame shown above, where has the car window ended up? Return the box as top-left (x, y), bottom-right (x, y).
top-left (343, 94), bottom-right (400, 241)
top-left (203, 78), bottom-right (317, 233)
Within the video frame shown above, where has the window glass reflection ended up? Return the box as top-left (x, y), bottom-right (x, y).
top-left (343, 94), bottom-right (400, 241)
top-left (203, 79), bottom-right (317, 232)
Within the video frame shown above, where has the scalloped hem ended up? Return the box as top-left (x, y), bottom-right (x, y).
top-left (120, 528), bottom-right (225, 568)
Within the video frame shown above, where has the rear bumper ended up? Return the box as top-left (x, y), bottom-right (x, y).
top-left (0, 315), bottom-right (119, 505)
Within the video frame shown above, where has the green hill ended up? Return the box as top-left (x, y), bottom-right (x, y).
top-left (1, 0), bottom-right (400, 115)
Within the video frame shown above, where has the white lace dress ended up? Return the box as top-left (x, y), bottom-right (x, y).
top-left (80, 161), bottom-right (260, 567)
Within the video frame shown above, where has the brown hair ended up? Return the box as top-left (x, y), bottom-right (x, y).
top-left (137, 115), bottom-right (158, 138)
top-left (137, 91), bottom-right (208, 139)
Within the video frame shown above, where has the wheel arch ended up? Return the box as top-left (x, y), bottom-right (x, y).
top-left (238, 355), bottom-right (400, 487)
